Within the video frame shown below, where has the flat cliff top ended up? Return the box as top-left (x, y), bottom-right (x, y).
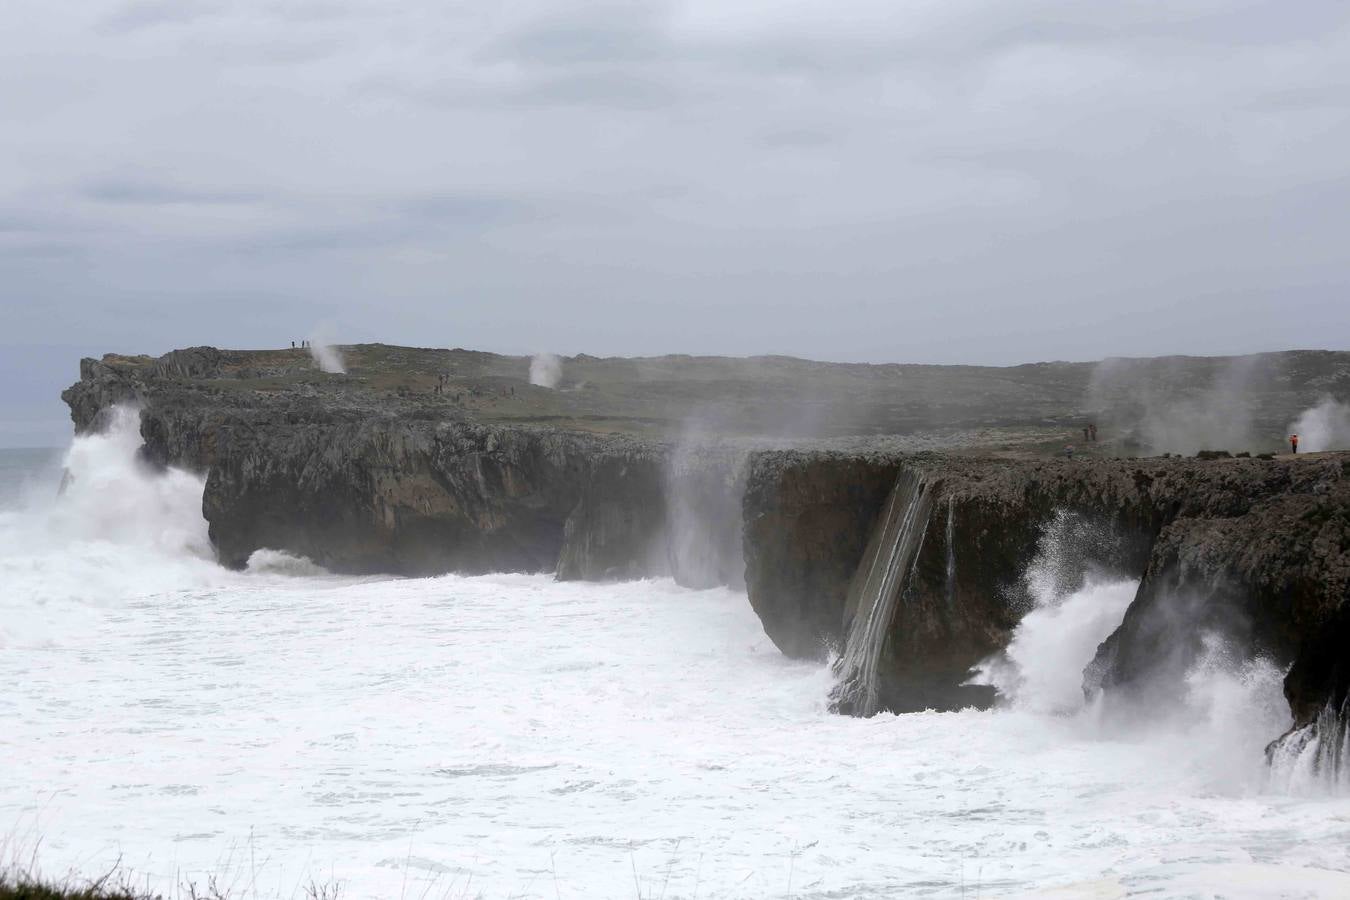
top-left (67, 343), bottom-right (1350, 453)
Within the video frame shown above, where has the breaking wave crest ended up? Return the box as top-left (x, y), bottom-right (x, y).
top-left (970, 517), bottom-right (1295, 794)
top-left (0, 407), bottom-right (325, 648)
top-left (971, 576), bottom-right (1138, 716)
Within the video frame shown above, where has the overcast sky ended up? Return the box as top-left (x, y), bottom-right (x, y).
top-left (3, 0), bottom-right (1350, 444)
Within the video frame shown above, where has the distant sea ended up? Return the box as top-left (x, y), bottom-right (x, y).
top-left (0, 446), bottom-right (63, 509)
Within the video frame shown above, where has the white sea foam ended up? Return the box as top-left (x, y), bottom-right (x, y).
top-left (0, 408), bottom-right (328, 648)
top-left (5, 420), bottom-right (1350, 897)
top-left (973, 577), bottom-right (1139, 716)
top-left (971, 527), bottom-right (1296, 796)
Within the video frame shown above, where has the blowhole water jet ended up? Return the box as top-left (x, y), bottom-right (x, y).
top-left (530, 353), bottom-right (562, 388)
top-left (309, 338), bottom-right (346, 374)
top-left (1287, 396), bottom-right (1350, 452)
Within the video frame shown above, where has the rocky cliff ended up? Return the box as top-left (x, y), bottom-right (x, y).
top-left (61, 345), bottom-right (750, 582)
top-left (740, 448), bottom-right (1349, 759)
top-left (61, 343), bottom-right (1350, 765)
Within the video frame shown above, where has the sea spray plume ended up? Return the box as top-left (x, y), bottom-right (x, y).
top-left (530, 352), bottom-right (562, 388)
top-left (0, 405), bottom-right (216, 647)
top-left (51, 405), bottom-right (213, 559)
top-left (1288, 396), bottom-right (1350, 452)
top-left (970, 514), bottom-right (1293, 791)
top-left (1268, 695), bottom-right (1350, 794)
top-left (1088, 355), bottom-right (1271, 455)
top-left (1079, 574), bottom-right (1293, 792)
top-left (971, 578), bottom-right (1139, 715)
top-left (968, 511), bottom-right (1141, 714)
top-left (308, 328), bottom-right (346, 374)
top-left (0, 405), bottom-right (330, 648)
top-left (663, 420), bottom-right (749, 590)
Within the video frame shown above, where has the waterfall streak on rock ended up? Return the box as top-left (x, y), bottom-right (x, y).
top-left (830, 470), bottom-right (932, 716)
top-left (944, 497), bottom-right (956, 607)
top-left (1269, 697), bottom-right (1350, 793)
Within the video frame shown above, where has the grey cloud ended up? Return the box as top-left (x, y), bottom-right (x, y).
top-left (507, 70), bottom-right (681, 110)
top-left (484, 6), bottom-right (674, 67)
top-left (229, 191), bottom-right (532, 256)
top-left (82, 177), bottom-right (264, 206)
top-left (97, 0), bottom-right (223, 34)
top-left (0, 215), bottom-right (48, 234)
top-left (3, 0), bottom-right (1350, 446)
top-left (396, 192), bottom-right (529, 224)
top-left (757, 128), bottom-right (836, 149)
top-left (0, 241), bottom-right (83, 260)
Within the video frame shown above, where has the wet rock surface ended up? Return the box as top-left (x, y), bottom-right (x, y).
top-left (743, 451), bottom-right (1350, 723)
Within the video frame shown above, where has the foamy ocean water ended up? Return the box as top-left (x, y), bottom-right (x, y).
top-left (5, 421), bottom-right (1350, 899)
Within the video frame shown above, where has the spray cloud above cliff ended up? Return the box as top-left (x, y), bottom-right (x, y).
top-left (309, 330), bottom-right (346, 375)
top-left (1289, 398), bottom-right (1350, 452)
top-left (530, 353), bottom-right (562, 389)
top-left (1089, 355), bottom-right (1272, 455)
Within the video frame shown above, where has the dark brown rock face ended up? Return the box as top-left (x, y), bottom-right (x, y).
top-left (741, 451), bottom-right (902, 659)
top-left (60, 347), bottom-right (751, 583)
top-left (741, 451), bottom-right (1350, 728)
top-left (1087, 457), bottom-right (1350, 728)
top-left (556, 456), bottom-right (669, 582)
top-left (200, 417), bottom-right (653, 575)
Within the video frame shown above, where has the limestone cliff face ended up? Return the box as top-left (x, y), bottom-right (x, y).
top-left (741, 451), bottom-right (1350, 727)
top-left (741, 451), bottom-right (902, 659)
top-left (201, 416), bottom-right (661, 574)
top-left (61, 348), bottom-right (746, 583)
top-left (556, 454), bottom-right (671, 582)
top-left (1085, 456), bottom-right (1350, 730)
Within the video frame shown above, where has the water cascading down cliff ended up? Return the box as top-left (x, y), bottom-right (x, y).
top-left (829, 470), bottom-right (935, 716)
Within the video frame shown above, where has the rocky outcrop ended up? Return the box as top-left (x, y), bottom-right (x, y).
top-left (201, 416), bottom-right (659, 575)
top-left (1086, 457), bottom-right (1350, 724)
top-left (741, 451), bottom-right (1350, 724)
top-left (61, 347), bottom-right (757, 583)
top-left (61, 343), bottom-right (1350, 758)
top-left (556, 455), bottom-right (669, 582)
top-left (741, 451), bottom-right (902, 659)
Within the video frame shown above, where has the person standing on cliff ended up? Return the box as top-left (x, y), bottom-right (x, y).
top-left (1089, 423), bottom-right (1098, 442)
top-left (1291, 433), bottom-right (1299, 454)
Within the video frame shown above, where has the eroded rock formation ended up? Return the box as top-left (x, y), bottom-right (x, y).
top-left (741, 450), bottom-right (1350, 737)
top-left (61, 343), bottom-right (1350, 762)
